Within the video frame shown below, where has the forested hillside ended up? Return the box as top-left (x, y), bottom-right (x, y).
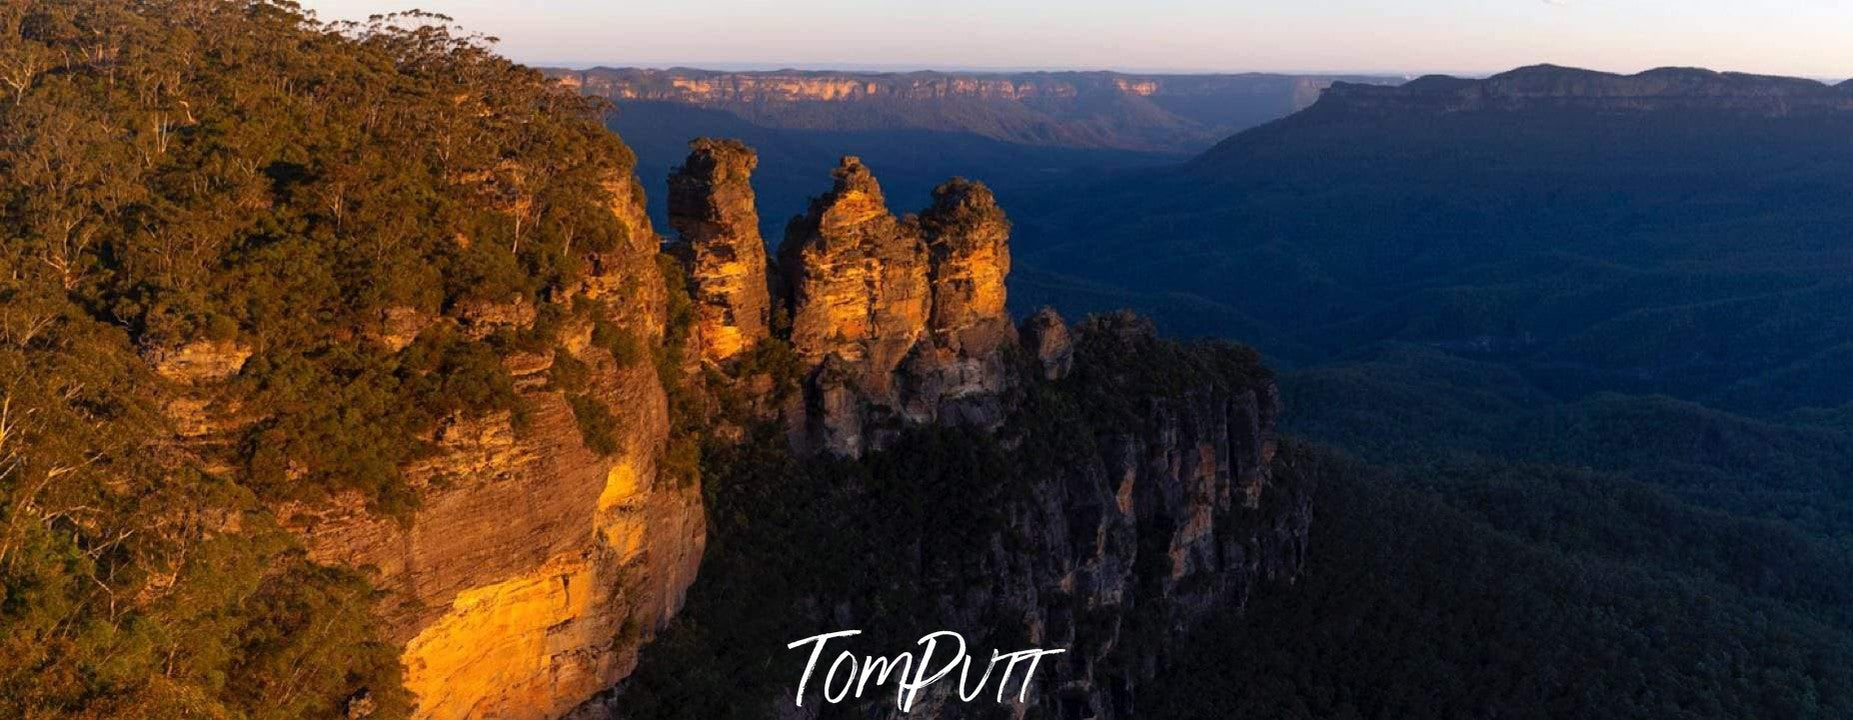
top-left (0, 2), bottom-right (649, 715)
top-left (1000, 66), bottom-right (1853, 718)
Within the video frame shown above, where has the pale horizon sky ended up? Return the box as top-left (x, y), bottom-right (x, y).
top-left (296, 1), bottom-right (1852, 80)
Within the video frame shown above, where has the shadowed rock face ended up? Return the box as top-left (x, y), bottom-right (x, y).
top-left (1020, 307), bottom-right (1074, 381)
top-left (668, 139), bottom-right (771, 363)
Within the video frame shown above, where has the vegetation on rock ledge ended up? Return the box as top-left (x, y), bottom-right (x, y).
top-left (0, 1), bottom-right (654, 715)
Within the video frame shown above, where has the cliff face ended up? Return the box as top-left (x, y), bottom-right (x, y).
top-left (768, 158), bottom-right (1019, 456)
top-left (666, 139), bottom-right (772, 363)
top-left (902, 178), bottom-right (1016, 426)
top-left (553, 68), bottom-right (1399, 154)
top-left (779, 157), bottom-right (931, 379)
top-left (166, 171), bottom-right (705, 720)
top-left (776, 158), bottom-right (935, 456)
top-left (616, 142), bottom-right (1310, 719)
top-left (889, 312), bottom-right (1301, 720)
top-left (1315, 64), bottom-right (1853, 117)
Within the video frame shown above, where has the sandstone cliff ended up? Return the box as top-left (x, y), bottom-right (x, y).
top-left (901, 178), bottom-right (1016, 426)
top-left (591, 144), bottom-right (1310, 720)
top-left (887, 311), bottom-right (1300, 720)
top-left (666, 139), bottom-right (771, 363)
top-left (776, 157), bottom-right (934, 455)
top-left (770, 157), bottom-right (1021, 456)
top-left (551, 68), bottom-right (1399, 154)
top-left (159, 171), bottom-right (704, 720)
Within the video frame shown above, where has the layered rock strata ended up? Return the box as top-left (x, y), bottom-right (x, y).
top-left (666, 139), bottom-right (771, 363)
top-left (886, 312), bottom-right (1301, 720)
top-left (771, 157), bottom-right (1017, 456)
top-left (165, 170), bottom-right (705, 720)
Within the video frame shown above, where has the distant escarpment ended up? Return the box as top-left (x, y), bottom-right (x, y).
top-left (552, 67), bottom-right (1398, 154)
top-left (585, 140), bottom-right (1309, 719)
top-left (1312, 64), bottom-right (1853, 117)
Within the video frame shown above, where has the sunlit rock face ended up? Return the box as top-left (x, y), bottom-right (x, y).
top-left (276, 173), bottom-right (703, 720)
top-left (899, 178), bottom-right (1016, 426)
top-left (775, 157), bottom-right (931, 454)
top-left (779, 156), bottom-right (931, 381)
top-left (146, 339), bottom-right (252, 384)
top-left (772, 157), bottom-right (1021, 456)
top-left (667, 138), bottom-right (771, 363)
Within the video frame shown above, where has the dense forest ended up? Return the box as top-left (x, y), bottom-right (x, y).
top-left (0, 1), bottom-right (649, 715)
top-left (1143, 347), bottom-right (1853, 718)
top-left (994, 69), bottom-right (1853, 718)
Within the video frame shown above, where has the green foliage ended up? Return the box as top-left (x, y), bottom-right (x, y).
top-left (1127, 343), bottom-right (1853, 718)
top-left (550, 346), bottom-right (592, 391)
top-left (654, 254), bottom-right (704, 488)
top-left (569, 394), bottom-right (622, 457)
top-left (236, 328), bottom-right (523, 516)
top-left (1, 0), bottom-right (641, 508)
top-left (1146, 442), bottom-right (1853, 719)
top-left (0, 0), bottom-right (654, 714)
top-left (593, 319), bottom-right (647, 368)
top-left (617, 420), bottom-right (1040, 719)
top-left (616, 322), bottom-right (1262, 718)
top-left (0, 296), bottom-right (409, 717)
top-left (1065, 310), bottom-right (1271, 428)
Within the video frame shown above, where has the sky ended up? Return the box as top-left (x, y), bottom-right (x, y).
top-left (295, 0), bottom-right (1852, 79)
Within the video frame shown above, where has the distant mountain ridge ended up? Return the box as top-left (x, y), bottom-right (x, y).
top-left (1308, 64), bottom-right (1853, 118)
top-left (1011, 63), bottom-right (1853, 414)
top-left (551, 66), bottom-right (1400, 154)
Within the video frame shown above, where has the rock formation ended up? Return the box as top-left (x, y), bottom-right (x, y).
top-left (777, 157), bottom-right (934, 454)
top-left (167, 169), bottom-right (705, 720)
top-left (898, 178), bottom-right (1016, 425)
top-left (779, 156), bottom-right (930, 375)
top-left (888, 312), bottom-right (1300, 720)
top-left (667, 139), bottom-right (771, 363)
top-left (1020, 306), bottom-right (1074, 381)
top-left (574, 146), bottom-right (1310, 720)
top-left (768, 157), bottom-right (1021, 456)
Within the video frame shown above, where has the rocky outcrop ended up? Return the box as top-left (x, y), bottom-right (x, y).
top-left (1020, 307), bottom-right (1074, 381)
top-left (252, 170), bottom-right (703, 720)
top-left (777, 157), bottom-right (933, 455)
top-left (779, 156), bottom-right (931, 375)
top-left (1316, 64), bottom-right (1853, 117)
top-left (596, 308), bottom-right (1307, 720)
top-left (887, 313), bottom-right (1298, 720)
top-left (146, 339), bottom-right (252, 384)
top-left (898, 178), bottom-right (1015, 426)
top-left (772, 157), bottom-right (1020, 456)
top-left (667, 139), bottom-right (771, 363)
top-left (577, 144), bottom-right (1309, 720)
